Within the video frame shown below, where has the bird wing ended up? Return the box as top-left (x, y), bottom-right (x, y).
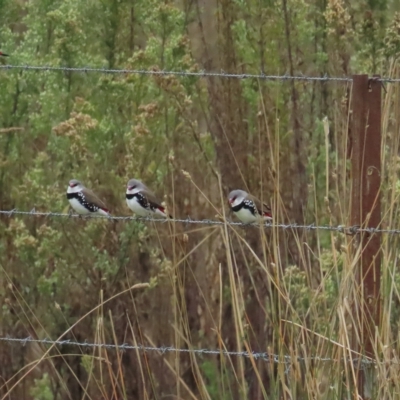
top-left (142, 189), bottom-right (166, 212)
top-left (247, 194), bottom-right (272, 217)
top-left (82, 187), bottom-right (109, 211)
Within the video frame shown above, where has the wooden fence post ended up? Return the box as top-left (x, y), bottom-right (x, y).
top-left (350, 74), bottom-right (382, 398)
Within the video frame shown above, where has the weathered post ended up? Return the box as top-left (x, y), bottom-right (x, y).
top-left (350, 74), bottom-right (381, 398)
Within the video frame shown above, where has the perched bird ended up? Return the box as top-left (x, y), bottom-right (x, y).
top-left (126, 179), bottom-right (169, 218)
top-left (0, 51), bottom-right (8, 57)
top-left (228, 189), bottom-right (272, 224)
top-left (66, 179), bottom-right (110, 216)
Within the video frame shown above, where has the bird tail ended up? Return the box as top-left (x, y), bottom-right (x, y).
top-left (263, 211), bottom-right (272, 219)
top-left (99, 208), bottom-right (111, 216)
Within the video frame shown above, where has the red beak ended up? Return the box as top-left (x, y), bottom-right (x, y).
top-left (0, 52), bottom-right (9, 57)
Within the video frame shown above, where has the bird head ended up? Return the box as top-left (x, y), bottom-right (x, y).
top-left (228, 189), bottom-right (247, 205)
top-left (69, 179), bottom-right (82, 187)
top-left (68, 179), bottom-right (83, 192)
top-left (127, 179), bottom-right (144, 192)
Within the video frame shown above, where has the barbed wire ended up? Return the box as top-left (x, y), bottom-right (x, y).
top-left (0, 336), bottom-right (378, 367)
top-left (0, 209), bottom-right (399, 235)
top-left (1, 64), bottom-right (399, 83)
top-left (377, 77), bottom-right (400, 83)
top-left (0, 64), bottom-right (353, 82)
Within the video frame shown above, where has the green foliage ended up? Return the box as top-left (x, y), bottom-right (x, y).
top-left (1, 0), bottom-right (400, 398)
top-left (29, 373), bottom-right (54, 400)
top-left (383, 12), bottom-right (400, 59)
top-left (200, 360), bottom-right (232, 400)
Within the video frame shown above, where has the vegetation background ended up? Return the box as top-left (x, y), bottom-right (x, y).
top-left (1, 0), bottom-right (400, 398)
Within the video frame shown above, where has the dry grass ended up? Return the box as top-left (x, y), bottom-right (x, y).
top-left (3, 66), bottom-right (400, 400)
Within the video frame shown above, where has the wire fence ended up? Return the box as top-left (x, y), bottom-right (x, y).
top-left (0, 209), bottom-right (400, 235)
top-left (0, 336), bottom-right (379, 368)
top-left (1, 64), bottom-right (399, 83)
top-left (1, 208), bottom-right (399, 234)
top-left (0, 64), bottom-right (353, 81)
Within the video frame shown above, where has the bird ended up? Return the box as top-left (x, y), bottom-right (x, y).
top-left (0, 51), bottom-right (8, 57)
top-left (66, 179), bottom-right (110, 216)
top-left (228, 189), bottom-right (272, 224)
top-left (126, 179), bottom-right (169, 218)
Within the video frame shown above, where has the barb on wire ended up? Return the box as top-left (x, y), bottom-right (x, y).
top-left (0, 209), bottom-right (398, 234)
top-left (0, 336), bottom-right (378, 366)
top-left (378, 77), bottom-right (400, 83)
top-left (1, 64), bottom-right (399, 83)
top-left (0, 336), bottom-right (274, 361)
top-left (0, 64), bottom-right (353, 82)
top-left (0, 208), bottom-right (352, 232)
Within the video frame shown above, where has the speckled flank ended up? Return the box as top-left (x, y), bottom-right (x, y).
top-left (231, 198), bottom-right (271, 224)
top-left (126, 192), bottom-right (166, 217)
top-left (231, 199), bottom-right (257, 223)
top-left (67, 192), bottom-right (108, 215)
top-left (232, 198), bottom-right (257, 215)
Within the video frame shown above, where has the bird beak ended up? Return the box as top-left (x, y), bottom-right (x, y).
top-left (127, 186), bottom-right (133, 191)
top-left (228, 198), bottom-right (233, 204)
top-left (0, 52), bottom-right (8, 57)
